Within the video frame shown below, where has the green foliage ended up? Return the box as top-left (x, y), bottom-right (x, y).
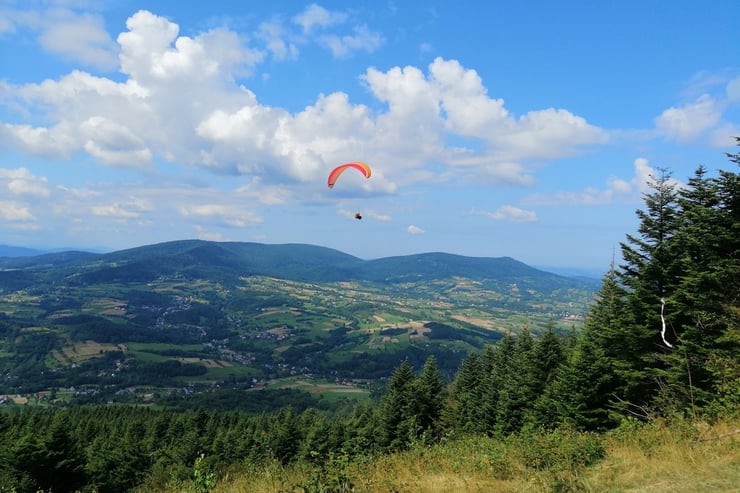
top-left (375, 355), bottom-right (447, 451)
top-left (411, 355), bottom-right (445, 443)
top-left (512, 426), bottom-right (605, 472)
top-left (567, 154), bottom-right (740, 421)
top-left (660, 166), bottom-right (740, 412)
top-left (192, 454), bottom-right (217, 493)
top-left (378, 358), bottom-right (417, 450)
top-left (440, 350), bottom-right (482, 435)
top-left (297, 451), bottom-right (356, 493)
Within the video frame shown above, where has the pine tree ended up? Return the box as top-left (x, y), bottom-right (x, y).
top-left (662, 162), bottom-right (740, 411)
top-left (579, 266), bottom-right (630, 400)
top-left (617, 168), bottom-right (681, 409)
top-left (299, 410), bottom-right (336, 463)
top-left (0, 413), bottom-right (11, 486)
top-left (378, 358), bottom-right (417, 450)
top-left (474, 343), bottom-right (502, 435)
top-left (547, 328), bottom-right (619, 430)
top-left (494, 331), bottom-right (536, 435)
top-left (85, 434), bottom-right (148, 493)
top-left (706, 165), bottom-right (740, 412)
top-left (442, 350), bottom-right (483, 435)
top-left (525, 324), bottom-right (567, 429)
top-left (598, 152), bottom-right (740, 418)
top-left (38, 413), bottom-right (87, 492)
top-left (344, 401), bottom-right (380, 455)
top-left (267, 407), bottom-right (302, 463)
top-left (412, 355), bottom-right (445, 443)
top-left (531, 324), bottom-right (565, 394)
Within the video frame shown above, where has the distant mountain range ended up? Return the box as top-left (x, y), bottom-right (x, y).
top-left (0, 245), bottom-right (49, 257)
top-left (0, 239), bottom-right (600, 291)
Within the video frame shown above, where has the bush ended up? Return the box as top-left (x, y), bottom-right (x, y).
top-left (295, 451), bottom-right (355, 493)
top-left (512, 426), bottom-right (605, 472)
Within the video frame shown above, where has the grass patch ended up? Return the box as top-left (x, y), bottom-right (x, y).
top-left (125, 342), bottom-right (205, 354)
top-left (147, 418), bottom-right (738, 493)
top-left (57, 340), bottom-right (125, 364)
top-left (201, 365), bottom-right (259, 379)
top-left (263, 376), bottom-right (371, 401)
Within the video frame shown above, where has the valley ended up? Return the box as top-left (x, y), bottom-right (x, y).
top-left (0, 240), bottom-right (598, 411)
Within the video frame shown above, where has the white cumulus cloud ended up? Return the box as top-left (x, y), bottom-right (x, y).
top-left (472, 205), bottom-right (537, 222)
top-left (655, 94), bottom-right (721, 142)
top-left (91, 204), bottom-right (141, 218)
top-left (293, 4), bottom-right (348, 33)
top-left (523, 157), bottom-right (685, 207)
top-left (0, 200), bottom-right (35, 221)
top-left (1, 6), bottom-right (118, 70)
top-left (319, 25), bottom-right (384, 58)
top-left (38, 11), bottom-right (118, 70)
top-left (1, 167), bottom-right (50, 197)
top-left (179, 204), bottom-right (263, 228)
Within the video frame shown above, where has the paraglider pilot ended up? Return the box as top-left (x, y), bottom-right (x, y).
top-left (354, 212), bottom-right (362, 220)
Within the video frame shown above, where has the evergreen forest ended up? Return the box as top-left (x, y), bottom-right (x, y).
top-left (0, 148), bottom-right (737, 492)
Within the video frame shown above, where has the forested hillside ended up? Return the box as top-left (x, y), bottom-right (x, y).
top-left (0, 151), bottom-right (737, 492)
top-left (0, 236), bottom-right (596, 410)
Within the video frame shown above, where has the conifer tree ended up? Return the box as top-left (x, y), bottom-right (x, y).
top-left (617, 168), bottom-right (681, 409)
top-left (0, 413), bottom-right (11, 486)
top-left (443, 350), bottom-right (487, 435)
top-left (540, 329), bottom-right (618, 430)
top-left (299, 410), bottom-right (339, 463)
top-left (525, 325), bottom-right (567, 429)
top-left (591, 152), bottom-right (739, 418)
top-left (39, 413), bottom-right (87, 492)
top-left (344, 401), bottom-right (380, 455)
top-left (705, 166), bottom-right (740, 411)
top-left (662, 162), bottom-right (740, 411)
top-left (494, 331), bottom-right (536, 435)
top-left (412, 355), bottom-right (445, 443)
top-left (531, 324), bottom-right (565, 394)
top-left (577, 266), bottom-right (631, 403)
top-left (85, 434), bottom-right (148, 493)
top-left (267, 407), bottom-right (301, 463)
top-left (378, 358), bottom-right (417, 450)
top-left (480, 336), bottom-right (515, 434)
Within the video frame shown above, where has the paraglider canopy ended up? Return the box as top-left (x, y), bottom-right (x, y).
top-left (327, 162), bottom-right (371, 188)
top-left (328, 162), bottom-right (370, 222)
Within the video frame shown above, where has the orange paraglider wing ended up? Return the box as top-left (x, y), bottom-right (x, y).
top-left (327, 162), bottom-right (371, 188)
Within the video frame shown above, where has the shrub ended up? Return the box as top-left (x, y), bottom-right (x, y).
top-left (513, 426), bottom-right (605, 472)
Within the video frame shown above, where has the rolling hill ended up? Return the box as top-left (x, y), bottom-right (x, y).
top-left (0, 240), bottom-right (600, 411)
top-left (0, 245), bottom-right (48, 258)
top-left (0, 239), bottom-right (598, 287)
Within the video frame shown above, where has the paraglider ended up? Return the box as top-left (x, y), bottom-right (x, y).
top-left (327, 162), bottom-right (371, 220)
top-left (327, 161), bottom-right (371, 188)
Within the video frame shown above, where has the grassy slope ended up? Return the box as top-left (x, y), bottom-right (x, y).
top-left (143, 418), bottom-right (739, 493)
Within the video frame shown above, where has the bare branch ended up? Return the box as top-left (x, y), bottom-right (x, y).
top-left (660, 298), bottom-right (673, 348)
top-left (696, 429), bottom-right (740, 442)
top-left (608, 394), bottom-right (653, 420)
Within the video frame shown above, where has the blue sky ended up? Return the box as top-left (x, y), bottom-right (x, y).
top-left (1, 0), bottom-right (738, 274)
